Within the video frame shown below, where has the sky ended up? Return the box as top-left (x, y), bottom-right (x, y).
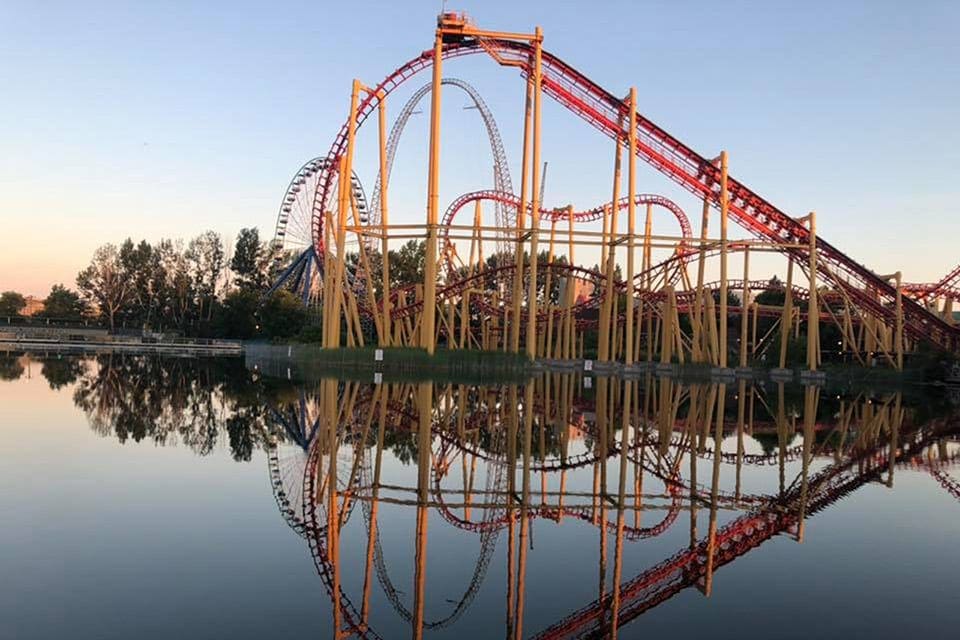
top-left (1, 0), bottom-right (958, 296)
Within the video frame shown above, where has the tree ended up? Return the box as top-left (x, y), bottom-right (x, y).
top-left (260, 290), bottom-right (308, 338)
top-left (0, 291), bottom-right (26, 317)
top-left (155, 239), bottom-right (195, 333)
top-left (77, 244), bottom-right (132, 331)
top-left (232, 227), bottom-right (268, 291)
top-left (118, 238), bottom-right (156, 329)
top-left (186, 231), bottom-right (224, 323)
top-left (39, 285), bottom-right (86, 320)
top-left (388, 240), bottom-right (426, 289)
top-left (214, 289), bottom-right (260, 339)
top-left (752, 276), bottom-right (788, 349)
top-left (712, 289), bottom-right (742, 306)
top-left (754, 276), bottom-right (786, 307)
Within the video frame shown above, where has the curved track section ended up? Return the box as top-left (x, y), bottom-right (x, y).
top-left (369, 78), bottom-right (514, 261)
top-left (438, 190), bottom-right (693, 277)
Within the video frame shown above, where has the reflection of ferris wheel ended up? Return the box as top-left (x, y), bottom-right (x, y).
top-left (265, 397), bottom-right (318, 536)
top-left (267, 442), bottom-right (311, 536)
top-left (265, 395), bottom-right (363, 537)
top-left (267, 392), bottom-right (370, 536)
top-left (269, 158), bottom-right (371, 302)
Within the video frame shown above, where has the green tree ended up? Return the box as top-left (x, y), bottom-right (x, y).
top-left (186, 231), bottom-right (224, 323)
top-left (754, 276), bottom-right (786, 307)
top-left (232, 227), bottom-right (268, 291)
top-left (155, 239), bottom-right (195, 333)
top-left (39, 285), bottom-right (86, 320)
top-left (388, 240), bottom-right (426, 290)
top-left (118, 238), bottom-right (157, 329)
top-left (0, 291), bottom-right (26, 317)
top-left (712, 289), bottom-right (741, 306)
top-left (77, 244), bottom-right (132, 330)
top-left (260, 290), bottom-right (308, 338)
top-left (752, 276), bottom-right (788, 354)
top-left (214, 289), bottom-right (260, 339)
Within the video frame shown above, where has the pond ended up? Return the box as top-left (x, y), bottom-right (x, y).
top-left (1, 352), bottom-right (959, 639)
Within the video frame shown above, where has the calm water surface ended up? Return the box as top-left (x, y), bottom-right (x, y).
top-left (1, 353), bottom-right (959, 639)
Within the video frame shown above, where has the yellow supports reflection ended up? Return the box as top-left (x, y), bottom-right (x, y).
top-left (412, 382), bottom-right (433, 640)
top-left (289, 372), bottom-right (940, 639)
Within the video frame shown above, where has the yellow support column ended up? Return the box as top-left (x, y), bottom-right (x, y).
top-left (718, 150), bottom-right (729, 369)
top-left (322, 208), bottom-right (335, 347)
top-left (693, 198), bottom-right (710, 362)
top-left (895, 272), bottom-right (904, 370)
top-left (599, 123), bottom-right (623, 362)
top-left (564, 205), bottom-right (575, 360)
top-left (625, 87), bottom-right (638, 365)
top-left (525, 27), bottom-right (544, 359)
top-left (512, 71), bottom-right (534, 354)
top-left (881, 271), bottom-right (904, 371)
top-left (377, 90), bottom-right (391, 347)
top-left (806, 211), bottom-right (818, 371)
top-left (661, 286), bottom-right (675, 364)
top-left (544, 218), bottom-right (557, 359)
top-left (739, 246), bottom-right (750, 368)
top-left (330, 80), bottom-right (357, 351)
top-left (779, 259), bottom-right (794, 369)
top-left (421, 30), bottom-right (443, 354)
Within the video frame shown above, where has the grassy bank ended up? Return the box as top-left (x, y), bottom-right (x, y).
top-left (245, 343), bottom-right (533, 384)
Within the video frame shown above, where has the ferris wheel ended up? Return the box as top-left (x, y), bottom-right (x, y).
top-left (270, 157), bottom-right (372, 301)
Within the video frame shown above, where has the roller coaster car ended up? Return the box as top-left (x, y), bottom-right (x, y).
top-left (438, 11), bottom-right (471, 43)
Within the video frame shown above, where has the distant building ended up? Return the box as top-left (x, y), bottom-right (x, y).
top-left (21, 296), bottom-right (44, 316)
top-left (558, 278), bottom-right (596, 305)
top-left (573, 279), bottom-right (595, 304)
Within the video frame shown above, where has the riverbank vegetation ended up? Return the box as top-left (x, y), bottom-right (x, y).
top-left (3, 228), bottom-right (309, 340)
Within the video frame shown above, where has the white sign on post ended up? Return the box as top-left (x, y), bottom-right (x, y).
top-left (584, 359), bottom-right (593, 372)
top-left (584, 377), bottom-right (593, 389)
top-left (375, 349), bottom-right (384, 362)
top-left (374, 372), bottom-right (383, 384)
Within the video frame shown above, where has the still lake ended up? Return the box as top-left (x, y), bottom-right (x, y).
top-left (1, 352), bottom-right (959, 639)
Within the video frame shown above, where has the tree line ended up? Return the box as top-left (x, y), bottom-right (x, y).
top-left (1, 228), bottom-right (309, 340)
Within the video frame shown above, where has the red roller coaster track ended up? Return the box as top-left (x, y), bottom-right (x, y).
top-left (311, 36), bottom-right (959, 350)
top-left (438, 189), bottom-right (693, 276)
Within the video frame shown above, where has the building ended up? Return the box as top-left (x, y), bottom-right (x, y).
top-left (21, 296), bottom-right (44, 316)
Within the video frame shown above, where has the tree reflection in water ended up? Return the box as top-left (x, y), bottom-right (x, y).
top-left (40, 356), bottom-right (86, 390)
top-left (0, 353), bottom-right (24, 381)
top-left (66, 353), bottom-right (272, 460)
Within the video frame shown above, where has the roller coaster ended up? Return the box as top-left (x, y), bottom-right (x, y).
top-left (270, 12), bottom-right (960, 372)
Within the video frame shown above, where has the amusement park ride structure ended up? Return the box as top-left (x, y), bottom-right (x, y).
top-left (271, 13), bottom-right (960, 371)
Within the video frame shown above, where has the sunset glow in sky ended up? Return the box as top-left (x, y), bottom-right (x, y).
top-left (2, 0), bottom-right (958, 296)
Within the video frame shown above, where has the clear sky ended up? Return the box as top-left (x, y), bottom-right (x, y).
top-left (2, 0), bottom-right (958, 296)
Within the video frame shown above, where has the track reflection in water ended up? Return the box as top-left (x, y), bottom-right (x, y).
top-left (261, 371), bottom-right (960, 640)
